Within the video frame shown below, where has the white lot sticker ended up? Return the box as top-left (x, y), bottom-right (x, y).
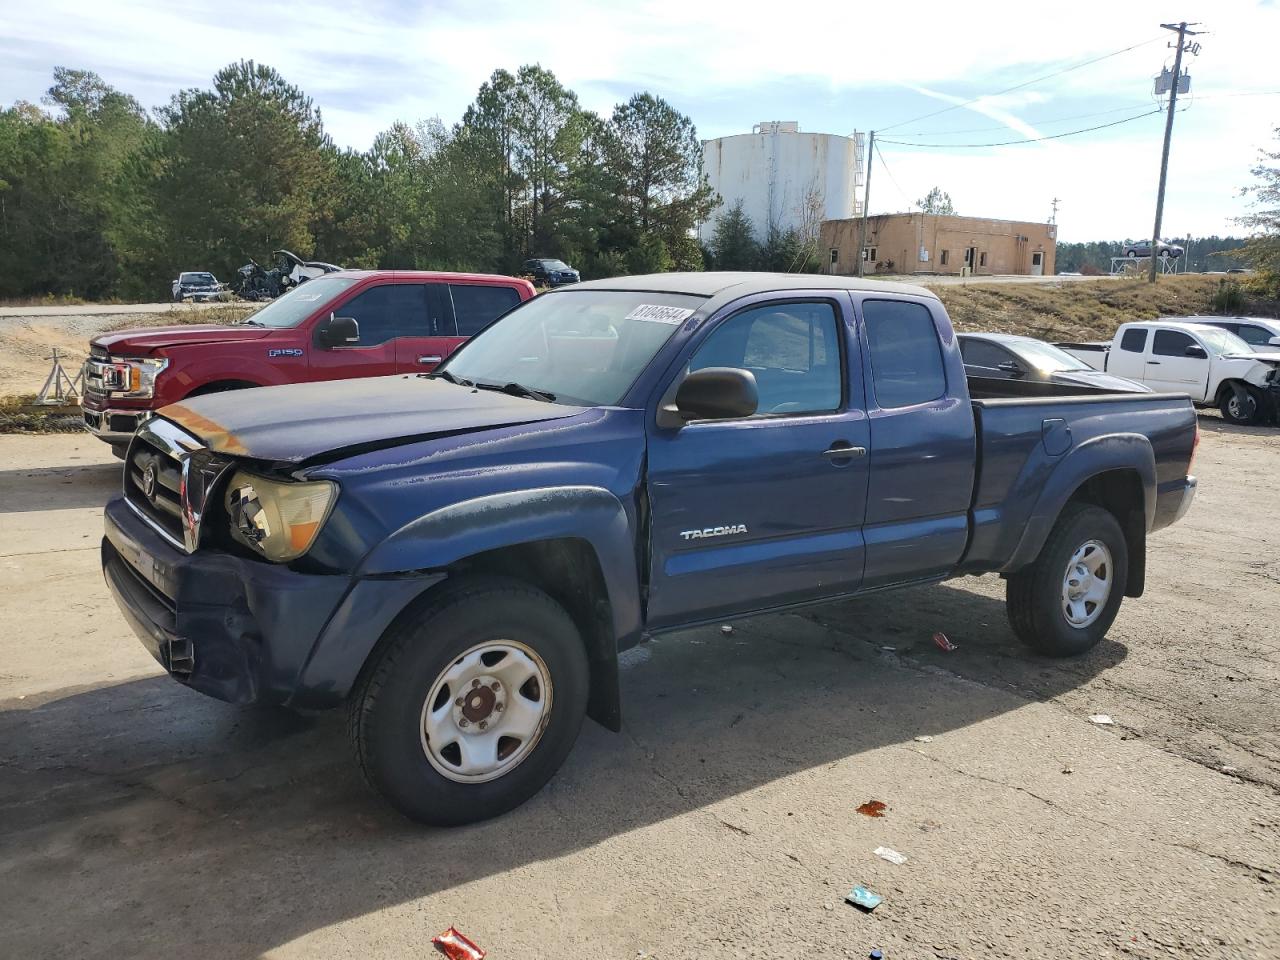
top-left (626, 304), bottom-right (695, 324)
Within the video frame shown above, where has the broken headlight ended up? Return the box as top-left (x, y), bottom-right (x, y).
top-left (225, 470), bottom-right (336, 561)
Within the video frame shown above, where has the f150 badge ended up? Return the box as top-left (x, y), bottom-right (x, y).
top-left (268, 348), bottom-right (304, 358)
top-left (680, 524), bottom-right (748, 540)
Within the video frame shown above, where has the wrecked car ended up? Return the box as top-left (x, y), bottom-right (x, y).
top-left (101, 273), bottom-right (1199, 825)
top-left (171, 271), bottom-right (223, 302)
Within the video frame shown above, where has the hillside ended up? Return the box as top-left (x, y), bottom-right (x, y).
top-left (927, 275), bottom-right (1263, 343)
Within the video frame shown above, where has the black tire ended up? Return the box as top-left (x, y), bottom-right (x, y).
top-left (1125, 249), bottom-right (1137, 258)
top-left (1006, 502), bottom-right (1128, 657)
top-left (347, 576), bottom-right (589, 826)
top-left (1218, 385), bottom-right (1260, 425)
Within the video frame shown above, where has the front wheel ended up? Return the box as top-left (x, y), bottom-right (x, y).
top-left (347, 576), bottom-right (589, 825)
top-left (1219, 386), bottom-right (1260, 425)
top-left (1006, 503), bottom-right (1128, 657)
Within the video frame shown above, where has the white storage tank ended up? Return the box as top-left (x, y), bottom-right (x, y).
top-left (698, 122), bottom-right (865, 244)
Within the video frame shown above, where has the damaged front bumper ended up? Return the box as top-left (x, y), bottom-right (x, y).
top-left (102, 496), bottom-right (437, 707)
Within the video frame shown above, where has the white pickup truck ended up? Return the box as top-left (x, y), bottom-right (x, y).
top-left (1058, 320), bottom-right (1280, 425)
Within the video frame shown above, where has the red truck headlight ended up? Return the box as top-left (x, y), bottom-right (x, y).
top-left (105, 357), bottom-right (168, 399)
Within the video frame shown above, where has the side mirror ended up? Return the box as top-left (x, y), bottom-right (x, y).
top-left (658, 367), bottom-right (758, 428)
top-left (1184, 345), bottom-right (1208, 359)
top-left (319, 314), bottom-right (359, 348)
top-left (1268, 335), bottom-right (1280, 347)
top-left (997, 360), bottom-right (1026, 377)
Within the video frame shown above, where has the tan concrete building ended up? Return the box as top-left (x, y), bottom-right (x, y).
top-left (820, 213), bottom-right (1057, 277)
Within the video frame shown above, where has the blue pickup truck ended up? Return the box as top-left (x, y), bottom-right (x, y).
top-left (102, 273), bottom-right (1199, 824)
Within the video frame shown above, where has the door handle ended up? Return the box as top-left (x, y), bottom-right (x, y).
top-left (822, 444), bottom-right (867, 461)
top-left (417, 355), bottom-right (443, 364)
top-left (1146, 360), bottom-right (1161, 365)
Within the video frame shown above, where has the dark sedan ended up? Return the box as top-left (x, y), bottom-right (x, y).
top-left (523, 258), bottom-right (580, 287)
top-left (959, 333), bottom-right (1151, 398)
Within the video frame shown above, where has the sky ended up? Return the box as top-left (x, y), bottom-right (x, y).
top-left (2, 0), bottom-right (1278, 242)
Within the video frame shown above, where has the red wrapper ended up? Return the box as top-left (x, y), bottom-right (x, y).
top-left (432, 927), bottom-right (486, 960)
top-left (933, 631), bottom-right (957, 652)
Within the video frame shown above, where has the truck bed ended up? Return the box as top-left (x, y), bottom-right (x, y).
top-left (960, 392), bottom-right (1198, 576)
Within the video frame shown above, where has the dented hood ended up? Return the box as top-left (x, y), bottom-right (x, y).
top-left (158, 375), bottom-right (580, 463)
top-left (92, 324), bottom-right (273, 354)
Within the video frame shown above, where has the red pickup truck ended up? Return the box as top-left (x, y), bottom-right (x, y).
top-left (82, 271), bottom-right (535, 454)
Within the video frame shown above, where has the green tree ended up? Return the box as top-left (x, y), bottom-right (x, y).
top-left (759, 224), bottom-right (821, 273)
top-left (917, 186), bottom-right (957, 215)
top-left (708, 200), bottom-right (759, 270)
top-left (605, 93), bottom-right (715, 257)
top-left (152, 61), bottom-right (337, 281)
top-left (1238, 125), bottom-right (1280, 288)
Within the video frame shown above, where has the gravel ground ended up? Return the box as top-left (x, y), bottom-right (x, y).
top-left (0, 424), bottom-right (1276, 959)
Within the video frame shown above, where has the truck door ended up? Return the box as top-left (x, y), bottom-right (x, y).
top-left (1108, 326), bottom-right (1150, 379)
top-left (308, 281), bottom-right (422, 381)
top-left (1143, 328), bottom-right (1211, 398)
top-left (645, 294), bottom-right (870, 627)
top-left (856, 296), bottom-right (975, 589)
top-left (394, 283), bottom-right (455, 373)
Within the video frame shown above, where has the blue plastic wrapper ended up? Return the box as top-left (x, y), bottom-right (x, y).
top-left (845, 885), bottom-right (883, 911)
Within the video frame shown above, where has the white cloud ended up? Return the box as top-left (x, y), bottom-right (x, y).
top-left (1, 0), bottom-right (1276, 237)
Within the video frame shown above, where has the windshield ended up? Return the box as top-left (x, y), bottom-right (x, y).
top-left (242, 276), bottom-right (358, 328)
top-left (440, 290), bottom-right (705, 405)
top-left (543, 260), bottom-right (571, 270)
top-left (182, 272), bottom-right (216, 283)
top-left (1196, 327), bottom-right (1252, 355)
top-left (1010, 339), bottom-right (1091, 373)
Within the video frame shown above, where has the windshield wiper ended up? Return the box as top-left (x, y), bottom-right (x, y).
top-left (473, 380), bottom-right (556, 403)
top-left (425, 369), bottom-right (473, 387)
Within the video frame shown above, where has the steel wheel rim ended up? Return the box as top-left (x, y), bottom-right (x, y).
top-left (419, 640), bottom-right (553, 784)
top-left (1227, 395), bottom-right (1254, 420)
top-left (1061, 539), bottom-right (1113, 628)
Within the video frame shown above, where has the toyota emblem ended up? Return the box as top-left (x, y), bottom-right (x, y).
top-left (142, 461), bottom-right (158, 500)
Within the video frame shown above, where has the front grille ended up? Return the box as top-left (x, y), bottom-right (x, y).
top-left (125, 435), bottom-right (185, 546)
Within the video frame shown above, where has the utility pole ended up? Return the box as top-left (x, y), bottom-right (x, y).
top-left (1050, 197), bottom-right (1060, 224)
top-left (1148, 21), bottom-right (1203, 283)
top-left (857, 130), bottom-right (875, 278)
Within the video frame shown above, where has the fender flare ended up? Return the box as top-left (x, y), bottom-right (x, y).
top-left (1004, 432), bottom-right (1156, 574)
top-left (355, 485), bottom-right (643, 727)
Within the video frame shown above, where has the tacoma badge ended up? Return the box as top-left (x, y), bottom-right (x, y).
top-left (679, 524), bottom-right (748, 541)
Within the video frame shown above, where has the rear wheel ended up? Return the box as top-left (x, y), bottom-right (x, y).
top-left (347, 576), bottom-right (589, 826)
top-left (1006, 503), bottom-right (1128, 657)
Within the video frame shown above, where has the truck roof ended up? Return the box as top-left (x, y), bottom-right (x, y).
top-left (572, 271), bottom-right (937, 301)
top-left (324, 269), bottom-right (533, 285)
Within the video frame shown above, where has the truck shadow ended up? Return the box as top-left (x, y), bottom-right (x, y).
top-left (0, 583), bottom-right (1124, 959)
top-left (0, 460), bottom-right (121, 514)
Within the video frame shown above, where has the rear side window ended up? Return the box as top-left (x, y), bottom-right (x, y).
top-left (863, 300), bottom-right (947, 408)
top-left (451, 284), bottom-right (522, 337)
top-left (1152, 329), bottom-right (1196, 357)
top-left (1120, 328), bottom-right (1148, 352)
top-left (339, 284), bottom-right (428, 345)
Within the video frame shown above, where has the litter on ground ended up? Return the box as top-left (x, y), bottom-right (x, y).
top-left (913, 735), bottom-right (933, 743)
top-left (846, 886), bottom-right (883, 911)
top-left (874, 846), bottom-right (907, 865)
top-left (933, 632), bottom-right (957, 652)
top-left (432, 927), bottom-right (486, 960)
top-left (1089, 714), bottom-right (1115, 725)
top-left (856, 800), bottom-right (888, 818)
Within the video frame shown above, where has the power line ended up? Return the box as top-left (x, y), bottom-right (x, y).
top-left (878, 108), bottom-right (1162, 148)
top-left (873, 142), bottom-right (914, 209)
top-left (877, 36), bottom-right (1163, 134)
top-left (888, 100), bottom-right (1164, 137)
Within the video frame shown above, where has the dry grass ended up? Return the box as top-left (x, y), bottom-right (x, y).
top-left (929, 275), bottom-right (1238, 342)
top-left (106, 303), bottom-right (259, 330)
top-left (0, 394), bottom-right (83, 434)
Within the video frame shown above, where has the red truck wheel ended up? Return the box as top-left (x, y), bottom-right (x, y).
top-left (1006, 503), bottom-right (1128, 657)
